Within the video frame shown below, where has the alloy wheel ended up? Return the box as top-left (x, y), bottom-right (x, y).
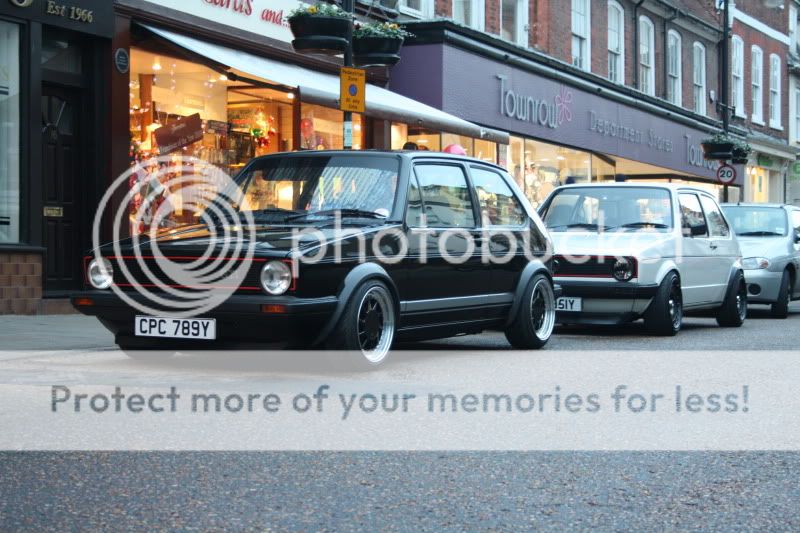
top-left (530, 278), bottom-right (556, 341)
top-left (356, 286), bottom-right (395, 363)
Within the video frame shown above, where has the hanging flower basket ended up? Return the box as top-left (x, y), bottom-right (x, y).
top-left (700, 133), bottom-right (735, 161)
top-left (353, 22), bottom-right (412, 67)
top-left (731, 142), bottom-right (751, 165)
top-left (288, 4), bottom-right (352, 55)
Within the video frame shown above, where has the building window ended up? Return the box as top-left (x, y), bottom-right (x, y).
top-left (499, 0), bottom-right (529, 46)
top-left (769, 54), bottom-right (782, 129)
top-left (693, 42), bottom-right (706, 115)
top-left (666, 30), bottom-right (682, 105)
top-left (453, 0), bottom-right (485, 31)
top-left (571, 0), bottom-right (590, 71)
top-left (791, 4), bottom-right (799, 54)
top-left (0, 21), bottom-right (20, 244)
top-left (795, 89), bottom-right (800, 143)
top-left (398, 0), bottom-right (433, 18)
top-left (638, 16), bottom-right (655, 95)
top-left (751, 45), bottom-right (764, 124)
top-left (731, 36), bottom-right (744, 117)
top-left (607, 0), bottom-right (624, 83)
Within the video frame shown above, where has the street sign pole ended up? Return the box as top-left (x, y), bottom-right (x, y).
top-left (721, 0), bottom-right (730, 201)
top-left (342, 0), bottom-right (354, 149)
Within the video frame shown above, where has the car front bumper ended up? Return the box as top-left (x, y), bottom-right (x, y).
top-left (71, 290), bottom-right (338, 348)
top-left (742, 269), bottom-right (784, 304)
top-left (554, 279), bottom-right (660, 324)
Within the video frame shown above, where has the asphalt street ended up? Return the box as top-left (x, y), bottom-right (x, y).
top-left (0, 304), bottom-right (799, 530)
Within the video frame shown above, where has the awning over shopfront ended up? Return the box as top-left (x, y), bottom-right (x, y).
top-left (140, 25), bottom-right (508, 145)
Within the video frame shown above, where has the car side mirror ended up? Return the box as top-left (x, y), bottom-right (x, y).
top-left (794, 230), bottom-right (800, 244)
top-left (690, 224), bottom-right (708, 237)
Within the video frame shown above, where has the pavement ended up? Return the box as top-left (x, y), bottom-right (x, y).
top-left (0, 303), bottom-right (799, 530)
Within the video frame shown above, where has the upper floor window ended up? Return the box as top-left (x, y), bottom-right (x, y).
top-left (795, 89), bottom-right (800, 143)
top-left (399, 0), bottom-right (433, 18)
top-left (731, 35), bottom-right (744, 117)
top-left (769, 54), bottom-right (782, 129)
top-left (453, 0), bottom-right (485, 31)
top-left (607, 1), bottom-right (624, 83)
top-left (791, 4), bottom-right (799, 52)
top-left (638, 16), bottom-right (655, 95)
top-left (693, 42), bottom-right (706, 115)
top-left (499, 0), bottom-right (529, 46)
top-left (571, 0), bottom-right (590, 71)
top-left (666, 30), bottom-right (682, 105)
top-left (751, 45), bottom-right (764, 124)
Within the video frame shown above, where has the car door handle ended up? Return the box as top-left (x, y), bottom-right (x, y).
top-left (709, 242), bottom-right (718, 250)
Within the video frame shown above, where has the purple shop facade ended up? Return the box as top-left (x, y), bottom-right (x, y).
top-left (389, 43), bottom-right (741, 186)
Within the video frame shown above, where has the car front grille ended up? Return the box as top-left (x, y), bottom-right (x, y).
top-left (552, 255), bottom-right (618, 278)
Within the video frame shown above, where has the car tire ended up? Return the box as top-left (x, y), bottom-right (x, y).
top-left (770, 270), bottom-right (791, 319)
top-left (505, 273), bottom-right (556, 349)
top-left (716, 271), bottom-right (747, 327)
top-left (643, 271), bottom-right (682, 336)
top-left (327, 280), bottom-right (396, 369)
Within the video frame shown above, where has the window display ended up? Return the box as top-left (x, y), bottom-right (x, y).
top-left (0, 21), bottom-right (20, 244)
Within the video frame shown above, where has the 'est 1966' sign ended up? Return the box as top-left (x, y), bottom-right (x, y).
top-left (46, 0), bottom-right (94, 23)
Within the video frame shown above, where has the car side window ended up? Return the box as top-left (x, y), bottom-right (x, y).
top-left (678, 193), bottom-right (708, 237)
top-left (413, 164), bottom-right (476, 228)
top-left (698, 195), bottom-right (730, 237)
top-left (792, 210), bottom-right (800, 234)
top-left (470, 167), bottom-right (526, 226)
top-left (405, 174), bottom-right (423, 227)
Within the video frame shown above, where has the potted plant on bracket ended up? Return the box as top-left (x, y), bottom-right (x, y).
top-left (352, 22), bottom-right (413, 67)
top-left (700, 132), bottom-right (735, 161)
top-left (288, 2), bottom-right (353, 55)
top-left (731, 141), bottom-right (751, 165)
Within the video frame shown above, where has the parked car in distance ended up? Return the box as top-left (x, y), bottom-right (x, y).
top-left (72, 150), bottom-right (558, 368)
top-left (538, 183), bottom-right (746, 335)
top-left (720, 203), bottom-right (800, 318)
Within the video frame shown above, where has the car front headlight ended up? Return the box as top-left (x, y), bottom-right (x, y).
top-left (87, 258), bottom-right (114, 289)
top-left (260, 260), bottom-right (292, 295)
top-left (612, 257), bottom-right (636, 282)
top-left (741, 257), bottom-right (770, 270)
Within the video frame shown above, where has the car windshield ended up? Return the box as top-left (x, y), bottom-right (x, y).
top-left (232, 155), bottom-right (400, 222)
top-left (541, 186), bottom-right (673, 232)
top-left (721, 206), bottom-right (787, 236)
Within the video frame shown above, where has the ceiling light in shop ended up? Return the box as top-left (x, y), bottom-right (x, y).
top-left (152, 58), bottom-right (162, 71)
top-left (218, 74), bottom-right (228, 81)
top-left (286, 92), bottom-right (295, 100)
top-left (556, 156), bottom-right (566, 161)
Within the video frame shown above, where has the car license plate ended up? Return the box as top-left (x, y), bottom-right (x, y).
top-left (135, 316), bottom-right (216, 340)
top-left (556, 297), bottom-right (582, 312)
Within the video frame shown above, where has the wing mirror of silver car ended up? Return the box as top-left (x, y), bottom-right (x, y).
top-left (794, 230), bottom-right (800, 244)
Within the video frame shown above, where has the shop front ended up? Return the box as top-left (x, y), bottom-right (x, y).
top-left (389, 22), bottom-right (741, 208)
top-left (0, 0), bottom-right (114, 313)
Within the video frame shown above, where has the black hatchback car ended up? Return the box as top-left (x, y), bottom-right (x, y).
top-left (73, 151), bottom-right (557, 367)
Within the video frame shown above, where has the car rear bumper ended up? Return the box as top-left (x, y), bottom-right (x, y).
top-left (742, 269), bottom-right (783, 303)
top-left (71, 290), bottom-right (338, 347)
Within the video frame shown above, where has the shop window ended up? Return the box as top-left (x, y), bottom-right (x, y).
top-left (731, 36), bottom-right (744, 117)
top-left (693, 42), bottom-right (706, 115)
top-left (41, 27), bottom-right (82, 74)
top-left (571, 0), bottom-right (590, 71)
top-left (638, 16), bottom-right (655, 96)
top-left (414, 164), bottom-right (475, 228)
top-left (441, 133), bottom-right (474, 156)
top-left (699, 195), bottom-right (730, 238)
top-left (470, 167), bottom-right (526, 226)
top-left (0, 21), bottom-right (20, 243)
top-left (751, 46), bottom-right (764, 124)
top-left (473, 139), bottom-right (497, 164)
top-left (453, 0), bottom-right (485, 31)
top-left (300, 103), bottom-right (362, 150)
top-left (666, 30), bottom-right (682, 106)
top-left (769, 54), bottom-right (781, 129)
top-left (607, 1), bottom-right (624, 84)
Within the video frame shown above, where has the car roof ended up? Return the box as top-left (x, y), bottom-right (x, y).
top-left (248, 149), bottom-right (507, 172)
top-left (720, 202), bottom-right (789, 209)
top-left (552, 182), bottom-right (714, 195)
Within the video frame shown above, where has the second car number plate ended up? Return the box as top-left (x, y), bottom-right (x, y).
top-left (135, 316), bottom-right (216, 340)
top-left (555, 297), bottom-right (582, 312)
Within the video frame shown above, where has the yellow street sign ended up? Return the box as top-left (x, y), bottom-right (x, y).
top-left (340, 67), bottom-right (366, 113)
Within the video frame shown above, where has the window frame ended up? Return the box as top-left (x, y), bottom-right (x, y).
top-left (769, 53), bottom-right (782, 129)
top-left (469, 165), bottom-right (527, 228)
top-left (638, 16), bottom-right (655, 96)
top-left (751, 45), bottom-right (764, 124)
top-left (497, 0), bottom-right (529, 47)
top-left (398, 0), bottom-right (434, 18)
top-left (452, 0), bottom-right (486, 31)
top-left (411, 163), bottom-right (479, 229)
top-left (678, 192), bottom-right (709, 238)
top-left (571, 0), bottom-right (591, 71)
top-left (607, 0), bottom-right (625, 84)
top-left (666, 30), bottom-right (682, 106)
top-left (698, 194), bottom-right (731, 239)
top-left (731, 35), bottom-right (745, 117)
top-left (692, 42), bottom-right (706, 115)
top-left (0, 19), bottom-right (21, 245)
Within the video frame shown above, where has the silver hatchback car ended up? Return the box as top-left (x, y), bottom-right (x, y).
top-left (721, 203), bottom-right (800, 318)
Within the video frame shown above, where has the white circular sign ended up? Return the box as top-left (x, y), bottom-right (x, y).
top-left (716, 163), bottom-right (736, 185)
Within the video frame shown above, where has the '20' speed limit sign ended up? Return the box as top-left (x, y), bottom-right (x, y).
top-left (716, 164), bottom-right (736, 185)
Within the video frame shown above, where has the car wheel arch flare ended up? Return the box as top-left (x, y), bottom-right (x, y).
top-left (653, 261), bottom-right (681, 287)
top-left (314, 262), bottom-right (399, 346)
top-left (506, 259), bottom-right (552, 327)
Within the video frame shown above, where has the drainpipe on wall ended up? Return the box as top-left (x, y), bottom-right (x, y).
top-left (633, 0), bottom-right (646, 90)
top-left (663, 8), bottom-right (679, 101)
